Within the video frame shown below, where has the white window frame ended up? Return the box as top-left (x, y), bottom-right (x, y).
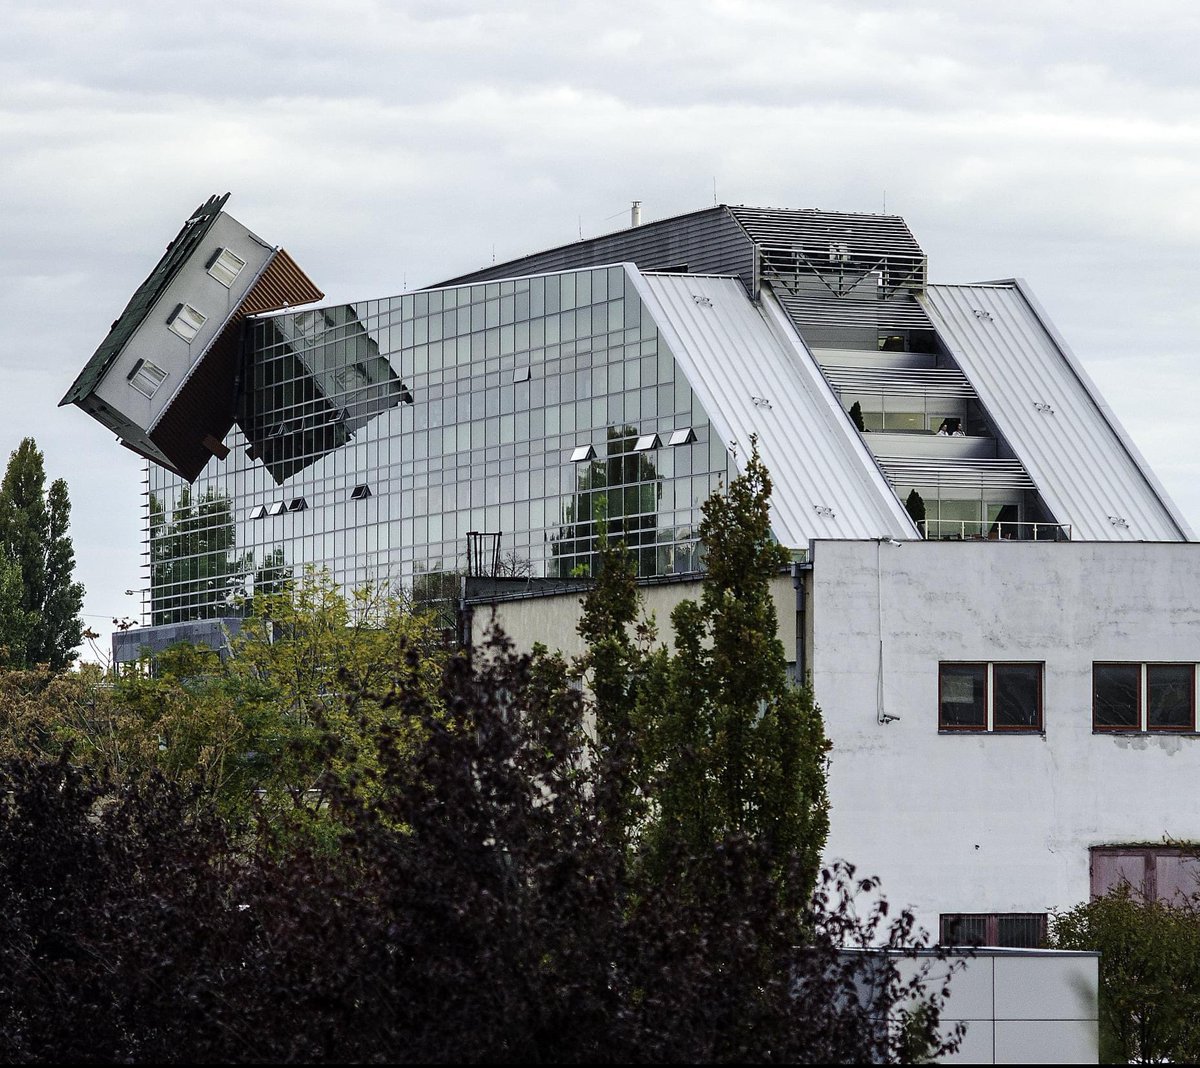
top-left (206, 247), bottom-right (247, 288)
top-left (167, 303), bottom-right (207, 342)
top-left (126, 359), bottom-right (169, 399)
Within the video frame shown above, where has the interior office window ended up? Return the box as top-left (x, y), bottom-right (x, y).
top-left (1094, 663), bottom-right (1195, 731)
top-left (940, 913), bottom-right (1047, 948)
top-left (939, 662), bottom-right (1042, 732)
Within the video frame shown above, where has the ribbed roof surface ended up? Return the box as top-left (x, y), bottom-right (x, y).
top-left (726, 207), bottom-right (924, 256)
top-left (922, 282), bottom-right (1192, 541)
top-left (632, 270), bottom-right (916, 545)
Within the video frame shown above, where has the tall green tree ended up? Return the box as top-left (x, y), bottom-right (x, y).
top-left (0, 439), bottom-right (84, 669)
top-left (642, 439), bottom-right (830, 900)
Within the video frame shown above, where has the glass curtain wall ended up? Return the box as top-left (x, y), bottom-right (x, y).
top-left (144, 265), bottom-right (734, 622)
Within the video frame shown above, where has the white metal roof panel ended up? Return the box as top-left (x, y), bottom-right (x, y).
top-left (631, 269), bottom-right (916, 545)
top-left (921, 282), bottom-right (1191, 542)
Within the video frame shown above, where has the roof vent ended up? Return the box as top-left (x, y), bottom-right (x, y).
top-left (631, 200), bottom-right (642, 228)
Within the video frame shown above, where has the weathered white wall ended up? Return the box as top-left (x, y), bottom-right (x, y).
top-left (811, 539), bottom-right (1200, 936)
top-left (469, 572), bottom-right (798, 665)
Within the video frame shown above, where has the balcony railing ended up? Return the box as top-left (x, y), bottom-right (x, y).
top-left (918, 519), bottom-right (1071, 542)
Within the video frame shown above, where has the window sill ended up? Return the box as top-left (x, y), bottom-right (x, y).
top-left (1093, 730), bottom-right (1200, 737)
top-left (938, 730), bottom-right (1045, 736)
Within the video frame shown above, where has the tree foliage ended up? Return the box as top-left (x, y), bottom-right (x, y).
top-left (0, 438), bottom-right (84, 668)
top-left (1051, 888), bottom-right (1200, 1063)
top-left (579, 441), bottom-right (829, 900)
top-left (0, 628), bottom-right (958, 1063)
top-left (0, 569), bottom-right (444, 835)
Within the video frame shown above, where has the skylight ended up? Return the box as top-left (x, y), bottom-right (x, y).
top-left (206, 247), bottom-right (247, 288)
top-left (126, 359), bottom-right (168, 399)
top-left (166, 303), bottom-right (207, 342)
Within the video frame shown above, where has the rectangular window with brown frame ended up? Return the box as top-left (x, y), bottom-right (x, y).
top-left (939, 913), bottom-right (1048, 948)
top-left (1093, 662), bottom-right (1196, 732)
top-left (939, 662), bottom-right (1043, 733)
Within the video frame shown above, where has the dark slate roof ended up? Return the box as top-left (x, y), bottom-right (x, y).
top-left (59, 193), bottom-right (230, 407)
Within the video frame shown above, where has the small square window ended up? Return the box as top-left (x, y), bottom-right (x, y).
top-left (126, 359), bottom-right (168, 399)
top-left (167, 303), bottom-right (207, 342)
top-left (513, 367), bottom-right (531, 383)
top-left (940, 913), bottom-right (1047, 948)
top-left (205, 247), bottom-right (247, 287)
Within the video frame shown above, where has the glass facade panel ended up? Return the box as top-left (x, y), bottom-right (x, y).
top-left (144, 266), bottom-right (735, 623)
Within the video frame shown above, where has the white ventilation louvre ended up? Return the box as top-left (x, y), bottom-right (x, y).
top-left (167, 303), bottom-right (207, 342)
top-left (206, 247), bottom-right (247, 287)
top-left (126, 359), bottom-right (168, 399)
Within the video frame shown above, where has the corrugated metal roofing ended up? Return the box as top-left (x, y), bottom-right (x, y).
top-left (631, 270), bottom-right (916, 545)
top-left (437, 206), bottom-right (755, 291)
top-left (726, 207), bottom-right (925, 258)
top-left (921, 282), bottom-right (1192, 541)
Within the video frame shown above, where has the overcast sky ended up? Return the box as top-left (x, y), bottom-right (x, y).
top-left (2, 0), bottom-right (1198, 661)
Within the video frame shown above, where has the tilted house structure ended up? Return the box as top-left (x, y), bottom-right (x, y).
top-left (65, 197), bottom-right (1200, 944)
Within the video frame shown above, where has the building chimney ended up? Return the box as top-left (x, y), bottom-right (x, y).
top-left (630, 200), bottom-right (642, 228)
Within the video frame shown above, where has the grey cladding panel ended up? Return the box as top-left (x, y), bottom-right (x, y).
top-left (437, 207), bottom-right (756, 290)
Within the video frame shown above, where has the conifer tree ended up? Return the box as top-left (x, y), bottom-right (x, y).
top-left (0, 438), bottom-right (84, 669)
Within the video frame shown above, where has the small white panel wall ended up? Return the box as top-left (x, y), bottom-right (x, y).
top-left (895, 950), bottom-right (1098, 1064)
top-left (811, 539), bottom-right (1200, 934)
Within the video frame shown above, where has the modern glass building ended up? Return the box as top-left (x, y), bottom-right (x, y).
top-left (146, 263), bottom-right (732, 626)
